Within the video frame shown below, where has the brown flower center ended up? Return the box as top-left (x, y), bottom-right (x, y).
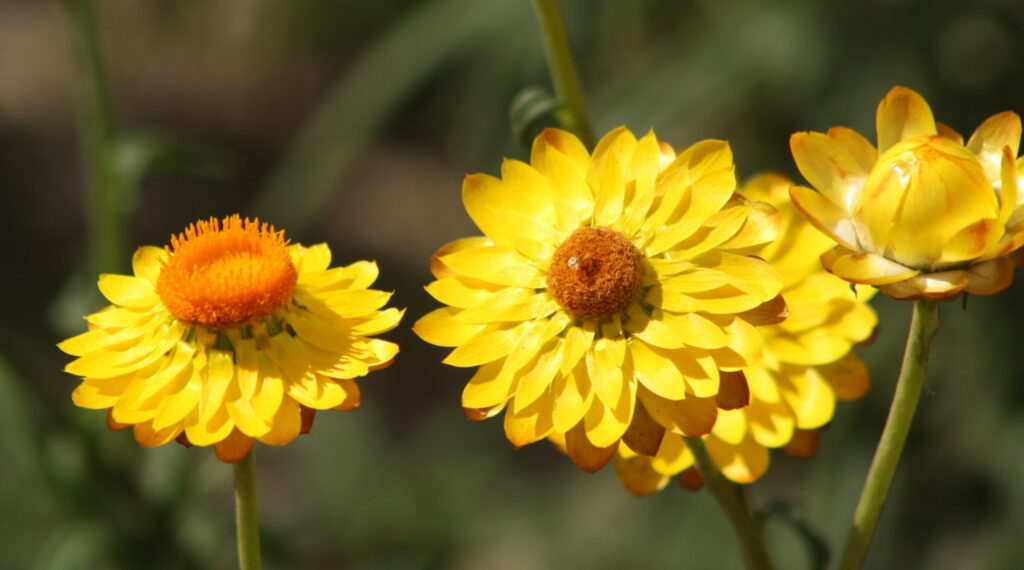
top-left (546, 227), bottom-right (644, 320)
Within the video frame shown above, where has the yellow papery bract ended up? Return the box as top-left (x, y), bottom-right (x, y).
top-left (59, 221), bottom-right (401, 463)
top-left (608, 172), bottom-right (878, 492)
top-left (791, 85), bottom-right (1024, 300)
top-left (415, 127), bottom-right (783, 471)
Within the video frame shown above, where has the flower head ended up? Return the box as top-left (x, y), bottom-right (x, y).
top-left (414, 127), bottom-right (784, 472)
top-left (59, 215), bottom-right (402, 462)
top-left (789, 86), bottom-right (1024, 300)
top-left (608, 174), bottom-right (878, 494)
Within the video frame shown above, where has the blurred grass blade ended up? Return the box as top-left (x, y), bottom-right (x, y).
top-left (250, 0), bottom-right (522, 234)
top-left (509, 86), bottom-right (561, 150)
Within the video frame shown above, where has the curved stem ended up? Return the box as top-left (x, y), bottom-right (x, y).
top-left (839, 300), bottom-right (940, 569)
top-left (61, 0), bottom-right (129, 276)
top-left (530, 0), bottom-right (596, 148)
top-left (234, 449), bottom-right (263, 570)
top-left (685, 437), bottom-right (776, 570)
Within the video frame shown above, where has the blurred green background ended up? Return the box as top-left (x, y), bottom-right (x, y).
top-left (2, 0), bottom-right (1024, 568)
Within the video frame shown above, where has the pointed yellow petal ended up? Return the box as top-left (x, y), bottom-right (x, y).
top-left (132, 246), bottom-right (167, 285)
top-left (967, 111), bottom-right (1022, 184)
top-left (790, 128), bottom-right (876, 213)
top-left (876, 86), bottom-right (937, 153)
top-left (789, 185), bottom-right (861, 250)
top-left (257, 397), bottom-right (301, 445)
top-left (413, 307), bottom-right (487, 347)
top-left (630, 341), bottom-right (686, 400)
top-left (98, 274), bottom-right (159, 308)
top-left (706, 433), bottom-right (769, 484)
top-left (822, 248), bottom-right (919, 285)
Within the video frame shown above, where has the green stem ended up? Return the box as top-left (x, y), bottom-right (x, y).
top-left (838, 300), bottom-right (940, 569)
top-left (234, 449), bottom-right (263, 570)
top-left (530, 0), bottom-right (596, 148)
top-left (685, 437), bottom-right (775, 570)
top-left (61, 0), bottom-right (128, 276)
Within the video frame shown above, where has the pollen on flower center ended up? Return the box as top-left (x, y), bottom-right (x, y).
top-left (546, 227), bottom-right (644, 320)
top-left (155, 214), bottom-right (298, 327)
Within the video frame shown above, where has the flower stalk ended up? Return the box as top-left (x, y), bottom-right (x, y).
top-left (60, 0), bottom-right (129, 276)
top-left (530, 0), bottom-right (596, 148)
top-left (839, 299), bottom-right (940, 569)
top-left (234, 449), bottom-right (263, 570)
top-left (685, 437), bottom-right (776, 570)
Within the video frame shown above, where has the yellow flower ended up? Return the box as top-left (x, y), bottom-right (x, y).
top-left (414, 127), bottom-right (784, 471)
top-left (789, 86), bottom-right (1024, 300)
top-left (608, 174), bottom-right (877, 494)
top-left (59, 215), bottom-right (401, 462)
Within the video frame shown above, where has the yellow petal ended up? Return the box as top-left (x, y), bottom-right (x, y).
top-left (132, 246), bottom-right (167, 285)
top-left (613, 452), bottom-right (670, 496)
top-left (583, 377), bottom-right (635, 449)
top-left (214, 430), bottom-right (255, 463)
top-left (413, 307), bottom-right (487, 347)
top-left (184, 404), bottom-right (235, 447)
top-left (965, 257), bottom-right (1014, 296)
top-left (97, 274), bottom-right (159, 309)
top-left (552, 361), bottom-right (593, 433)
top-left (629, 341), bottom-right (686, 400)
top-left (424, 277), bottom-right (502, 308)
top-left (711, 408), bottom-right (747, 445)
top-left (789, 128), bottom-right (876, 213)
top-left (530, 128), bottom-right (594, 223)
top-left (780, 367), bottom-right (836, 430)
top-left (462, 172), bottom-right (562, 259)
top-left (747, 398), bottom-right (795, 448)
top-left (638, 387), bottom-right (717, 437)
top-left (513, 339), bottom-right (564, 412)
top-left (706, 433), bottom-right (769, 484)
top-left (503, 390), bottom-right (554, 447)
top-left (455, 287), bottom-right (555, 324)
top-left (133, 420), bottom-right (180, 448)
top-left (586, 337), bottom-right (626, 409)
top-left (565, 420), bottom-right (617, 472)
top-left (437, 243), bottom-right (545, 288)
top-left (875, 86), bottom-right (937, 153)
top-left (966, 111), bottom-right (1022, 184)
top-left (822, 248), bottom-right (919, 285)
top-left (789, 185), bottom-right (861, 250)
top-left (818, 353), bottom-right (870, 401)
top-left (257, 397), bottom-right (301, 445)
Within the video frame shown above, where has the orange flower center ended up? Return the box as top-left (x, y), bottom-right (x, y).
top-left (546, 227), bottom-right (644, 320)
top-left (155, 215), bottom-right (298, 327)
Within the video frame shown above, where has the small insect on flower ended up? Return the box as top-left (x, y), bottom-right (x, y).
top-left (59, 215), bottom-right (402, 462)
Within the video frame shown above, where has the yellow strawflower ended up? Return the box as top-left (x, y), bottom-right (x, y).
top-left (790, 86), bottom-right (1024, 300)
top-left (59, 215), bottom-right (402, 462)
top-left (607, 174), bottom-right (878, 494)
top-left (414, 127), bottom-right (784, 471)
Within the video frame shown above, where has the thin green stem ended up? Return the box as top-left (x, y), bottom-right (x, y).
top-left (234, 449), bottom-right (263, 570)
top-left (839, 300), bottom-right (940, 569)
top-left (61, 0), bottom-right (128, 276)
top-left (530, 0), bottom-right (596, 148)
top-left (685, 437), bottom-right (776, 570)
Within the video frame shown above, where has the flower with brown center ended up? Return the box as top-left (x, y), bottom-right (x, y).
top-left (414, 127), bottom-right (785, 471)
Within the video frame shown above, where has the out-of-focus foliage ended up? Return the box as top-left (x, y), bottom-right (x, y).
top-left (2, 0), bottom-right (1024, 568)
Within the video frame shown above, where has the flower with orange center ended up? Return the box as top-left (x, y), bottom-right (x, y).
top-left (59, 215), bottom-right (402, 462)
top-left (413, 127), bottom-right (785, 472)
top-left (599, 174), bottom-right (877, 494)
top-left (789, 86), bottom-right (1024, 300)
